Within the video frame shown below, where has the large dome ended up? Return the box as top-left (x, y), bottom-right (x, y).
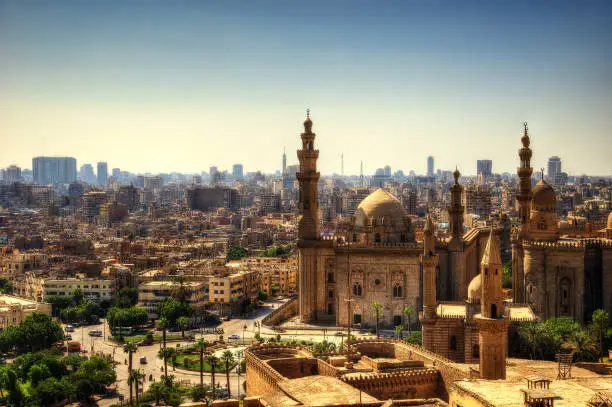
top-left (354, 188), bottom-right (407, 228)
top-left (532, 180), bottom-right (556, 212)
top-left (467, 274), bottom-right (481, 303)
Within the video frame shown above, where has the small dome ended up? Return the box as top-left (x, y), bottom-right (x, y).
top-left (467, 274), bottom-right (481, 302)
top-left (532, 180), bottom-right (556, 211)
top-left (354, 188), bottom-right (407, 228)
top-left (607, 212), bottom-right (612, 229)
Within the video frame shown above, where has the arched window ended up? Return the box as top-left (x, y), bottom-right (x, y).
top-left (559, 277), bottom-right (572, 316)
top-left (328, 290), bottom-right (334, 299)
top-left (327, 272), bottom-right (334, 283)
top-left (375, 233), bottom-right (381, 243)
top-left (450, 335), bottom-right (457, 351)
top-left (491, 304), bottom-right (497, 318)
top-left (472, 343), bottom-right (479, 358)
top-left (352, 233), bottom-right (357, 242)
top-left (353, 282), bottom-right (362, 297)
top-left (393, 283), bottom-right (402, 298)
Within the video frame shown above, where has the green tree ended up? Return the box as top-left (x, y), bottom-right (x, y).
top-left (372, 301), bottom-right (383, 338)
top-left (221, 350), bottom-right (235, 398)
top-left (146, 381), bottom-right (166, 405)
top-left (114, 287), bottom-right (139, 308)
top-left (195, 338), bottom-right (209, 386)
top-left (71, 288), bottom-right (84, 305)
top-left (568, 329), bottom-right (599, 362)
top-left (177, 316), bottom-right (190, 338)
top-left (12, 313), bottom-right (63, 353)
top-left (206, 354), bottom-right (220, 399)
top-left (158, 298), bottom-right (192, 326)
top-left (124, 341), bottom-right (138, 403)
top-left (519, 321), bottom-right (545, 359)
top-left (158, 347), bottom-right (175, 377)
top-left (395, 324), bottom-right (404, 340)
top-left (257, 290), bottom-right (268, 302)
top-left (43, 295), bottom-right (73, 317)
top-left (502, 261), bottom-right (512, 288)
top-left (72, 356), bottom-right (116, 402)
top-left (128, 368), bottom-right (145, 405)
top-left (592, 309), bottom-right (610, 362)
top-left (28, 363), bottom-right (51, 387)
top-left (0, 278), bottom-right (13, 294)
top-left (403, 306), bottom-right (415, 335)
top-left (227, 246), bottom-right (247, 261)
top-left (190, 384), bottom-right (212, 403)
top-left (30, 377), bottom-right (74, 407)
top-left (158, 317), bottom-right (169, 348)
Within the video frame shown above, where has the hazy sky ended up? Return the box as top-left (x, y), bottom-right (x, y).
top-left (1, 1), bottom-right (611, 176)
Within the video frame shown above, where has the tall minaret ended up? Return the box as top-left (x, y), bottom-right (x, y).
top-left (297, 110), bottom-right (322, 322)
top-left (448, 167), bottom-right (464, 248)
top-left (296, 109), bottom-right (320, 240)
top-left (517, 122), bottom-right (533, 233)
top-left (421, 214), bottom-right (438, 319)
top-left (513, 122), bottom-right (532, 303)
top-left (475, 229), bottom-right (509, 380)
top-left (282, 147), bottom-right (287, 175)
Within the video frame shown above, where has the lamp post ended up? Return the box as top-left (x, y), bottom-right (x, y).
top-left (243, 324), bottom-right (247, 345)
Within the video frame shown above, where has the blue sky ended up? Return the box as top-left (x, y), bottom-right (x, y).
top-left (1, 1), bottom-right (611, 175)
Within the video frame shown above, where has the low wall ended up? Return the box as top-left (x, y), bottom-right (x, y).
top-left (262, 299), bottom-right (298, 326)
top-left (340, 369), bottom-right (439, 400)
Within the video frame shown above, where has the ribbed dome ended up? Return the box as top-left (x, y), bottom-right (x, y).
top-left (354, 188), bottom-right (407, 228)
top-left (607, 212), bottom-right (612, 229)
top-left (532, 180), bottom-right (556, 211)
top-left (467, 274), bottom-right (481, 302)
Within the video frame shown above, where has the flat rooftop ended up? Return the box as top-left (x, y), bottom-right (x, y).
top-left (277, 376), bottom-right (379, 406)
top-left (0, 294), bottom-right (40, 306)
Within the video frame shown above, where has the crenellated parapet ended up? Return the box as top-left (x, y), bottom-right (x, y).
top-left (340, 367), bottom-right (439, 386)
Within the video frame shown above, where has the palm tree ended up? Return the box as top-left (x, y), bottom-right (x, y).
top-left (195, 338), bottom-right (209, 386)
top-left (519, 321), bottom-right (542, 359)
top-left (206, 354), bottom-right (220, 399)
top-left (147, 381), bottom-right (165, 405)
top-left (123, 341), bottom-right (138, 404)
top-left (592, 309), bottom-right (610, 362)
top-left (158, 317), bottom-right (169, 348)
top-left (403, 306), bottom-right (415, 335)
top-left (568, 329), bottom-right (598, 362)
top-left (177, 316), bottom-right (190, 338)
top-left (221, 350), bottom-right (235, 398)
top-left (158, 347), bottom-right (175, 376)
top-left (128, 369), bottom-right (145, 405)
top-left (372, 301), bottom-right (383, 338)
top-left (395, 324), bottom-right (404, 340)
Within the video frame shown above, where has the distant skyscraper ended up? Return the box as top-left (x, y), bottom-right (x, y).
top-left (209, 166), bottom-right (218, 185)
top-left (79, 164), bottom-right (96, 184)
top-left (32, 156), bottom-right (77, 185)
top-left (282, 148), bottom-right (287, 174)
top-left (547, 156), bottom-right (561, 180)
top-left (476, 160), bottom-right (493, 178)
top-left (232, 164), bottom-right (244, 180)
top-left (112, 168), bottom-right (121, 178)
top-left (427, 156), bottom-right (434, 177)
top-left (5, 165), bottom-right (22, 183)
top-left (97, 162), bottom-right (108, 185)
top-left (384, 165), bottom-right (391, 177)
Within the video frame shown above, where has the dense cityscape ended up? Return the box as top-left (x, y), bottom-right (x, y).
top-left (2, 2), bottom-right (612, 407)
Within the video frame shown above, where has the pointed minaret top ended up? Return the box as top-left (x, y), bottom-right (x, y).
top-left (303, 109), bottom-right (313, 133)
top-left (481, 227), bottom-right (502, 266)
top-left (521, 122), bottom-right (530, 148)
top-left (453, 167), bottom-right (461, 184)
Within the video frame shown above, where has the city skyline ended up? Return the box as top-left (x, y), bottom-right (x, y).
top-left (1, 1), bottom-right (612, 175)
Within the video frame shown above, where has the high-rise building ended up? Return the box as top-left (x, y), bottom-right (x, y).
top-left (112, 168), bottom-right (121, 178)
top-left (5, 165), bottom-right (22, 183)
top-left (232, 164), bottom-right (244, 180)
top-left (282, 148), bottom-right (287, 174)
top-left (32, 157), bottom-right (77, 185)
top-left (83, 191), bottom-right (107, 223)
top-left (384, 165), bottom-right (391, 177)
top-left (97, 162), bottom-right (108, 185)
top-left (547, 156), bottom-right (561, 180)
top-left (427, 156), bottom-right (434, 177)
top-left (79, 164), bottom-right (96, 184)
top-left (476, 160), bottom-right (493, 178)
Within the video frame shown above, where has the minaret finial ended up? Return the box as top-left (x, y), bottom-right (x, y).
top-left (541, 167), bottom-right (544, 180)
top-left (306, 108), bottom-right (310, 119)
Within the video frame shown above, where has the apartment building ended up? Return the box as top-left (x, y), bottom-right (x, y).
top-left (0, 294), bottom-right (52, 328)
top-left (18, 273), bottom-right (113, 303)
top-left (208, 268), bottom-right (260, 316)
top-left (137, 280), bottom-right (206, 319)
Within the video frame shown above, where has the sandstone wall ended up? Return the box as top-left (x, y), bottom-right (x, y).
top-left (262, 298), bottom-right (298, 326)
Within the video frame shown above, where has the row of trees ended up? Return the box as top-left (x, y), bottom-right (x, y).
top-left (0, 313), bottom-right (64, 354)
top-left (372, 302), bottom-right (416, 338)
top-left (106, 306), bottom-right (148, 330)
top-left (518, 310), bottom-right (610, 362)
top-left (0, 350), bottom-right (116, 406)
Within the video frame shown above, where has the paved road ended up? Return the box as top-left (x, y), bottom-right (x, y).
top-left (65, 299), bottom-right (289, 405)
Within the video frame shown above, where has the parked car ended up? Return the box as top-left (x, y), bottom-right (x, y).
top-left (89, 330), bottom-right (103, 337)
top-left (66, 334), bottom-right (72, 340)
top-left (64, 325), bottom-right (75, 332)
top-left (228, 334), bottom-right (240, 340)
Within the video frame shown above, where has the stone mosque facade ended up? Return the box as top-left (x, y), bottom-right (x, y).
top-left (512, 123), bottom-right (612, 323)
top-left (296, 113), bottom-right (515, 332)
top-left (296, 114), bottom-right (612, 364)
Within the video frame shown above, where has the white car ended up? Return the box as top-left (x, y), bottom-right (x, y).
top-left (88, 330), bottom-right (103, 337)
top-left (228, 334), bottom-right (240, 340)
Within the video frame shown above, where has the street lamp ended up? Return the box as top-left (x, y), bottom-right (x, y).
top-left (243, 324), bottom-right (247, 345)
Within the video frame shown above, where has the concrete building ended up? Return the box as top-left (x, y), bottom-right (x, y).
top-left (476, 159), bottom-right (492, 178)
top-left (5, 165), bottom-right (22, 183)
top-left (547, 156), bottom-right (561, 181)
top-left (208, 268), bottom-right (260, 316)
top-left (19, 274), bottom-right (113, 303)
top-left (232, 164), bottom-right (244, 180)
top-left (83, 191), bottom-right (107, 223)
top-left (32, 156), bottom-right (77, 185)
top-left (97, 161), bottom-right (108, 185)
top-left (427, 156), bottom-right (434, 177)
top-left (0, 252), bottom-right (47, 278)
top-left (0, 294), bottom-right (52, 329)
top-left (137, 280), bottom-right (206, 319)
top-left (186, 186), bottom-right (239, 211)
top-left (79, 164), bottom-right (96, 184)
